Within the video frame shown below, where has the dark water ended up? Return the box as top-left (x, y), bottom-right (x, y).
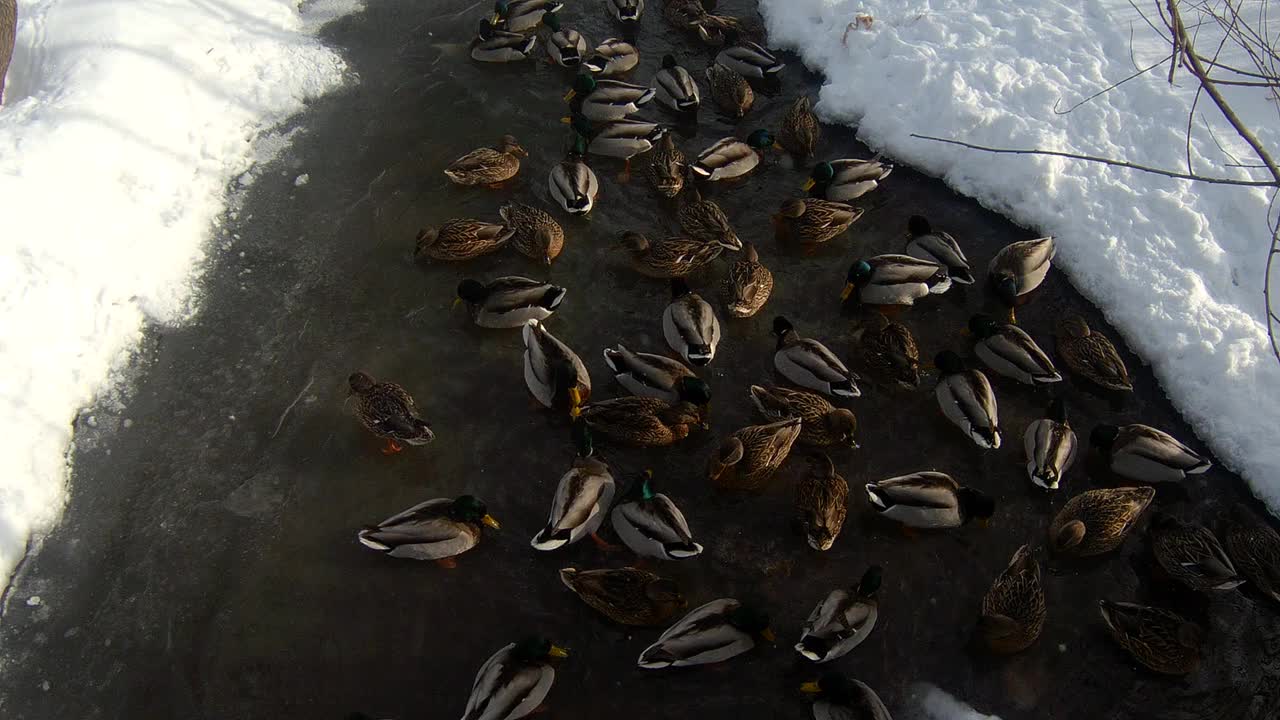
top-left (1, 1), bottom-right (1277, 719)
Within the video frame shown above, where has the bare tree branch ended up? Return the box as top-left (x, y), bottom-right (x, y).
top-left (1055, 54), bottom-right (1172, 115)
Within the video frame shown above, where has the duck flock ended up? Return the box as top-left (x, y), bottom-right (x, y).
top-left (345, 2), bottom-right (1280, 719)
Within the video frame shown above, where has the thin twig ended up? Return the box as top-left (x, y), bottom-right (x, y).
top-left (271, 375), bottom-right (316, 439)
top-left (1055, 54), bottom-right (1172, 115)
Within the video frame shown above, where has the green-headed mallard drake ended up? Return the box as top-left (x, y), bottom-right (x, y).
top-left (664, 278), bottom-right (721, 366)
top-left (748, 384), bottom-right (857, 449)
top-left (1151, 514), bottom-right (1243, 591)
top-left (576, 395), bottom-right (707, 447)
top-left (705, 62), bottom-right (753, 118)
top-left (612, 471), bottom-right (704, 559)
top-left (348, 372), bottom-right (434, 454)
top-left (565, 74), bottom-right (654, 122)
top-left (1047, 486), bottom-right (1154, 558)
top-left (607, 0), bottom-right (645, 26)
top-left (456, 277), bottom-right (566, 328)
top-left (989, 235), bottom-right (1055, 321)
top-left (357, 495), bottom-right (499, 563)
top-left (444, 135), bottom-right (527, 187)
top-left (523, 318), bottom-right (591, 413)
top-left (1224, 505), bottom-right (1280, 603)
top-left (548, 136), bottom-right (599, 215)
top-left (1098, 600), bottom-right (1202, 675)
top-left (796, 453), bottom-right (849, 551)
top-left (542, 12), bottom-right (588, 67)
top-left (849, 311), bottom-right (921, 388)
top-left (979, 544), bottom-right (1045, 654)
top-left (805, 158), bottom-right (894, 203)
top-left (1023, 397), bottom-right (1077, 491)
top-left (774, 198), bottom-right (863, 249)
top-left (531, 422), bottom-right (615, 551)
top-left (969, 313), bottom-right (1061, 385)
top-left (721, 243), bottom-right (774, 318)
top-left (472, 18), bottom-right (539, 63)
top-left (559, 566), bottom-right (685, 626)
top-left (638, 598), bottom-right (774, 669)
top-left (677, 188), bottom-right (742, 249)
top-left (716, 38), bottom-right (784, 78)
top-left (841, 255), bottom-right (950, 308)
top-left (690, 130), bottom-right (773, 182)
top-left (1056, 314), bottom-right (1132, 391)
top-left (773, 316), bottom-right (860, 398)
top-left (799, 675), bottom-right (892, 720)
top-left (584, 38), bottom-right (639, 77)
top-left (1091, 422), bottom-right (1210, 483)
top-left (707, 417), bottom-right (802, 491)
top-left (414, 219), bottom-right (513, 262)
top-left (461, 636), bottom-right (569, 720)
top-left (865, 472), bottom-right (995, 529)
top-left (500, 202), bottom-right (565, 265)
top-left (652, 54), bottom-right (700, 114)
top-left (618, 231), bottom-right (723, 278)
top-left (780, 96), bottom-right (820, 157)
top-left (935, 350), bottom-right (1001, 450)
top-left (568, 114), bottom-right (666, 166)
top-left (796, 566), bottom-right (881, 663)
top-left (603, 343), bottom-right (707, 404)
top-left (904, 215), bottom-right (974, 284)
top-left (492, 0), bottom-right (562, 32)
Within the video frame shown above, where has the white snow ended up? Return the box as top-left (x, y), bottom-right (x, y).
top-left (0, 0), bottom-right (359, 591)
top-left (910, 684), bottom-right (1002, 720)
top-left (761, 0), bottom-right (1280, 515)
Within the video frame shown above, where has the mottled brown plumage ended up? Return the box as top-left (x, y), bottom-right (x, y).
top-left (795, 454), bottom-right (849, 551)
top-left (576, 396), bottom-right (702, 447)
top-left (348, 372), bottom-right (435, 451)
top-left (774, 198), bottom-right (863, 247)
top-left (850, 311), bottom-right (921, 387)
top-left (1048, 487), bottom-right (1154, 558)
top-left (1224, 505), bottom-right (1280, 603)
top-left (560, 567), bottom-right (686, 626)
top-left (677, 188), bottom-right (741, 250)
top-left (1056, 314), bottom-right (1132, 391)
top-left (707, 417), bottom-right (802, 491)
top-left (647, 133), bottom-right (687, 198)
top-left (1099, 600), bottom-right (1203, 675)
top-left (414, 219), bottom-right (513, 261)
top-left (779, 96), bottom-right (820, 157)
top-left (979, 544), bottom-right (1045, 654)
top-left (618, 231), bottom-right (723, 278)
top-left (1151, 515), bottom-right (1243, 592)
top-left (500, 202), bottom-right (564, 265)
top-left (748, 384), bottom-right (856, 448)
top-left (443, 135), bottom-right (527, 186)
top-left (705, 62), bottom-right (753, 118)
top-left (720, 243), bottom-right (773, 318)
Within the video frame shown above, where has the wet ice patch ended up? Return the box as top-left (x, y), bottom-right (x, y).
top-left (911, 684), bottom-right (1002, 720)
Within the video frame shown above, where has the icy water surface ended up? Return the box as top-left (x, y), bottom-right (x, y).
top-left (1, 1), bottom-right (1278, 719)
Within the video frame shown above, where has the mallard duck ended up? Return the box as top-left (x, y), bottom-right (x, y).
top-left (1023, 397), bottom-right (1077, 491)
top-left (603, 343), bottom-right (707, 403)
top-left (935, 351), bottom-right (1001, 450)
top-left (748, 384), bottom-right (856, 448)
top-left (348, 372), bottom-right (434, 454)
top-left (357, 495), bottom-right (499, 562)
top-left (652, 55), bottom-right (700, 114)
top-left (721, 243), bottom-right (774, 318)
top-left (607, 0), bottom-right (645, 26)
top-left (414, 219), bottom-right (513, 261)
top-left (780, 96), bottom-right (820, 157)
top-left (865, 472), bottom-right (995, 529)
top-left (576, 395), bottom-right (707, 447)
top-left (638, 599), bottom-right (774, 669)
top-left (471, 19), bottom-right (539, 63)
top-left (841, 255), bottom-right (950, 308)
top-left (979, 544), bottom-right (1045, 654)
top-left (618, 231), bottom-right (724, 278)
top-left (1151, 514), bottom-right (1243, 591)
top-left (707, 417), bottom-right (802, 491)
top-left (569, 114), bottom-right (666, 170)
top-left (559, 567), bottom-right (685, 626)
top-left (647, 133), bottom-right (687, 198)
top-left (531, 422), bottom-right (616, 550)
top-left (805, 159), bottom-right (894, 203)
top-left (1056, 314), bottom-right (1132, 391)
top-left (500, 202), bottom-right (565, 265)
top-left (969, 313), bottom-right (1061, 385)
top-left (705, 62), bottom-right (753, 118)
top-left (677, 188), bottom-right (742, 249)
top-left (584, 38), bottom-right (639, 77)
top-left (690, 130), bottom-right (773, 181)
top-left (1098, 600), bottom-right (1203, 675)
top-left (461, 637), bottom-right (568, 720)
top-left (612, 471), bottom-right (704, 559)
top-left (774, 198), bottom-right (863, 249)
top-left (773, 316), bottom-right (860, 398)
top-left (849, 311), bottom-right (921, 388)
top-left (548, 136), bottom-right (599, 215)
top-left (796, 454), bottom-right (850, 551)
top-left (716, 39), bottom-right (785, 78)
top-left (904, 215), bottom-right (973, 284)
top-left (1047, 486), bottom-right (1154, 558)
top-left (799, 675), bottom-right (892, 720)
top-left (492, 0), bottom-right (563, 33)
top-left (456, 277), bottom-right (566, 328)
top-left (1224, 505), bottom-right (1280, 603)
top-left (989, 236), bottom-right (1055, 321)
top-left (523, 318), bottom-right (591, 413)
top-left (444, 135), bottom-right (527, 187)
top-left (664, 278), bottom-right (721, 366)
top-left (795, 567), bottom-right (881, 662)
top-left (542, 12), bottom-right (588, 67)
top-left (565, 74), bottom-right (654, 122)
top-left (1091, 423), bottom-right (1211, 483)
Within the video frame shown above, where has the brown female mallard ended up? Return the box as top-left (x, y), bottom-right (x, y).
top-left (850, 311), bottom-right (921, 388)
top-left (795, 454), bottom-right (849, 551)
top-left (560, 567), bottom-right (686, 627)
top-left (1224, 505), bottom-right (1280, 603)
top-left (444, 135), bottom-right (527, 187)
top-left (414, 219), bottom-right (513, 261)
top-left (618, 231), bottom-right (724, 278)
top-left (1048, 486), bottom-right (1154, 558)
top-left (575, 396), bottom-right (706, 447)
top-left (677, 188), bottom-right (742, 249)
top-left (978, 544), bottom-right (1046, 654)
top-left (774, 198), bottom-right (863, 249)
top-left (721, 243), bottom-right (774, 318)
top-left (1151, 514), bottom-right (1243, 592)
top-left (499, 202), bottom-right (565, 265)
top-left (647, 133), bottom-right (687, 198)
top-left (348, 371), bottom-right (435, 454)
top-left (1099, 600), bottom-right (1203, 675)
top-left (705, 62), bottom-right (753, 118)
top-left (707, 417), bottom-right (802, 491)
top-left (748, 384), bottom-right (856, 449)
top-left (780, 96), bottom-right (820, 157)
top-left (1055, 314), bottom-right (1132, 391)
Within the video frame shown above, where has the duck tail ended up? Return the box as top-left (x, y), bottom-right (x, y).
top-left (865, 484), bottom-right (888, 509)
top-left (687, 345), bottom-right (714, 366)
top-left (531, 526), bottom-right (572, 551)
top-left (665, 541), bottom-right (704, 559)
top-left (795, 635), bottom-right (829, 662)
top-left (830, 379), bottom-right (861, 398)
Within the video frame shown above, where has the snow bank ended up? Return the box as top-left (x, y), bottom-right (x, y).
top-left (0, 0), bottom-right (358, 591)
top-left (911, 684), bottom-right (1002, 720)
top-left (761, 0), bottom-right (1280, 514)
